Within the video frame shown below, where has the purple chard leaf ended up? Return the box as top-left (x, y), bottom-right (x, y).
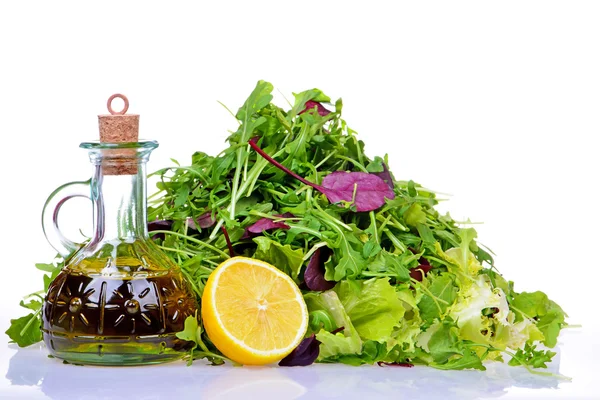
top-left (248, 138), bottom-right (395, 212)
top-left (377, 361), bottom-right (414, 368)
top-left (321, 171), bottom-right (395, 212)
top-left (187, 212), bottom-right (216, 230)
top-left (410, 264), bottom-right (433, 282)
top-left (148, 220), bottom-right (173, 240)
top-left (304, 248), bottom-right (336, 291)
top-left (241, 213), bottom-right (294, 239)
top-left (373, 162), bottom-right (394, 190)
top-left (300, 100), bottom-right (331, 117)
top-left (279, 334), bottom-right (320, 367)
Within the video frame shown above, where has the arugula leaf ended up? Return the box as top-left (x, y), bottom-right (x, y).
top-left (366, 250), bottom-right (412, 282)
top-left (366, 156), bottom-right (385, 173)
top-left (177, 315), bottom-right (228, 366)
top-left (331, 251), bottom-right (367, 281)
top-left (418, 273), bottom-right (458, 324)
top-left (426, 320), bottom-right (462, 363)
top-left (508, 343), bottom-right (556, 369)
top-left (253, 236), bottom-right (304, 280)
top-left (176, 315), bottom-right (201, 344)
top-left (19, 299), bottom-right (42, 311)
top-left (5, 314), bottom-right (42, 347)
top-left (431, 350), bottom-right (485, 371)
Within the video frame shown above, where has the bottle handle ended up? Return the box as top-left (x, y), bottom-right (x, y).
top-left (42, 179), bottom-right (92, 259)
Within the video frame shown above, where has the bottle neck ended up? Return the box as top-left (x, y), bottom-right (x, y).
top-left (91, 163), bottom-right (148, 243)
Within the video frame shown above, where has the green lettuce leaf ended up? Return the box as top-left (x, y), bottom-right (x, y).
top-left (305, 291), bottom-right (362, 358)
top-left (334, 278), bottom-right (405, 342)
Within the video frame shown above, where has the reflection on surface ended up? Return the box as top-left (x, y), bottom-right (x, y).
top-left (5, 344), bottom-right (564, 400)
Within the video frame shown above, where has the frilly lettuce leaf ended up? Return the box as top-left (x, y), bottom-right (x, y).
top-left (442, 231), bottom-right (549, 352)
top-left (305, 278), bottom-right (405, 359)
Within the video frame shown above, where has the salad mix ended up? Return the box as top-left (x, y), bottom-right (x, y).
top-left (7, 81), bottom-right (567, 374)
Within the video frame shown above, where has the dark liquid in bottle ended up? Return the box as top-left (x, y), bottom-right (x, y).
top-left (42, 269), bottom-right (197, 365)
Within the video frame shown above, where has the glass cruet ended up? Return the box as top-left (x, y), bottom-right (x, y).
top-left (40, 94), bottom-right (198, 365)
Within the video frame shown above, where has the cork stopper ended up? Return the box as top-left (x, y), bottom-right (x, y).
top-left (98, 94), bottom-right (139, 175)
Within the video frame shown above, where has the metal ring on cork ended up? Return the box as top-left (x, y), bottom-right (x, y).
top-left (107, 93), bottom-right (130, 115)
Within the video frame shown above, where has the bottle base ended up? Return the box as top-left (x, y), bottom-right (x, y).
top-left (48, 350), bottom-right (185, 366)
top-left (43, 331), bottom-right (192, 366)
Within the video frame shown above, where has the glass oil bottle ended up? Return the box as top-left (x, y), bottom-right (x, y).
top-left (41, 94), bottom-right (198, 365)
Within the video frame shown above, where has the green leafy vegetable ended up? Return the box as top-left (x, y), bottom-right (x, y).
top-left (418, 274), bottom-right (458, 325)
top-left (6, 313), bottom-right (42, 347)
top-left (508, 343), bottom-right (556, 369)
top-left (511, 291), bottom-right (567, 347)
top-left (6, 258), bottom-right (63, 347)
top-left (335, 279), bottom-right (404, 342)
top-left (253, 236), bottom-right (304, 280)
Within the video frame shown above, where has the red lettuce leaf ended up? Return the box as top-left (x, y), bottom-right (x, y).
top-left (304, 248), bottom-right (336, 291)
top-left (300, 100), bottom-right (331, 117)
top-left (241, 213), bottom-right (293, 239)
top-left (279, 334), bottom-right (320, 367)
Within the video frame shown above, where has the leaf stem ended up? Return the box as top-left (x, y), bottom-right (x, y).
top-left (221, 226), bottom-right (235, 257)
top-left (248, 137), bottom-right (323, 191)
top-left (150, 231), bottom-right (230, 259)
top-left (303, 241), bottom-right (329, 261)
top-left (369, 211), bottom-right (379, 244)
top-left (334, 155), bottom-right (369, 172)
top-left (158, 246), bottom-right (197, 257)
top-left (19, 309), bottom-right (41, 337)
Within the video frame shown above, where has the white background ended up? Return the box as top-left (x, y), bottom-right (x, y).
top-left (0, 1), bottom-right (598, 399)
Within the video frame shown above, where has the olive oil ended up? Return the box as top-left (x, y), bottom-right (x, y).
top-left (42, 267), bottom-right (197, 365)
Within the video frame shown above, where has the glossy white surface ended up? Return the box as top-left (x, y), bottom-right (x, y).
top-left (0, 329), bottom-right (597, 400)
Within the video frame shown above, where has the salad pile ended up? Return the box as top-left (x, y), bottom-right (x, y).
top-left (7, 81), bottom-right (567, 374)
